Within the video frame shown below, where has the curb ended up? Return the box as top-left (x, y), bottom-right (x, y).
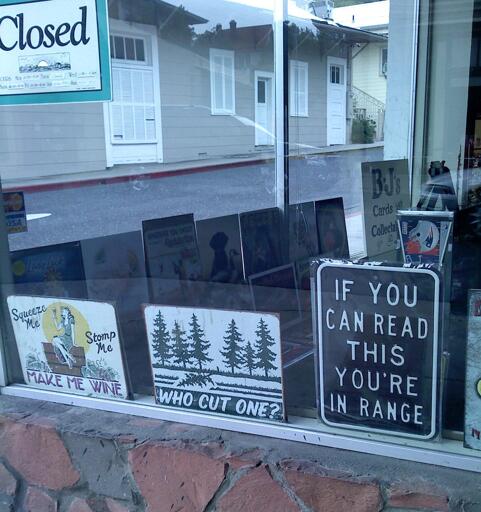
top-left (3, 157), bottom-right (274, 194)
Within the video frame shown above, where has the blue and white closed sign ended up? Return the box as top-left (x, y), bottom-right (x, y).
top-left (0, 0), bottom-right (111, 105)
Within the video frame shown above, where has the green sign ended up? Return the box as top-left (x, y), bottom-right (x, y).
top-left (0, 0), bottom-right (111, 105)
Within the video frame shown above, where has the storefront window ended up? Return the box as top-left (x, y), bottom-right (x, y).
top-left (1, 0), bottom-right (481, 470)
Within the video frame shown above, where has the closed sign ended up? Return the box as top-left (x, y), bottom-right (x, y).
top-left (0, 0), bottom-right (110, 104)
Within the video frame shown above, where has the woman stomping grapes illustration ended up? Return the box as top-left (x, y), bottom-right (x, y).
top-left (51, 307), bottom-right (77, 369)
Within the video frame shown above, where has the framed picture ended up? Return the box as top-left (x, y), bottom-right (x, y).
top-left (397, 210), bottom-right (454, 268)
top-left (11, 241), bottom-right (87, 298)
top-left (143, 214), bottom-right (202, 301)
top-left (315, 197), bottom-right (349, 259)
top-left (196, 214), bottom-right (244, 283)
top-left (288, 202), bottom-right (319, 262)
top-left (240, 207), bottom-right (283, 277)
top-left (81, 231), bottom-right (149, 319)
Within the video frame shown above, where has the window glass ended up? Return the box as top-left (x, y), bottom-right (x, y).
top-left (210, 49), bottom-right (236, 114)
top-left (1, 0), bottom-right (481, 463)
top-left (258, 80), bottom-right (266, 104)
top-left (0, 0), bottom-right (276, 401)
top-left (125, 37), bottom-right (136, 60)
top-left (290, 60), bottom-right (309, 117)
top-left (114, 35), bottom-right (125, 60)
top-left (135, 38), bottom-right (146, 62)
top-left (380, 47), bottom-right (388, 76)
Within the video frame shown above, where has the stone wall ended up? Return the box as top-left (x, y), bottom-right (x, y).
top-left (0, 396), bottom-right (479, 512)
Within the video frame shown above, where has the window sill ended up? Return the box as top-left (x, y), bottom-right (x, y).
top-left (2, 383), bottom-right (480, 473)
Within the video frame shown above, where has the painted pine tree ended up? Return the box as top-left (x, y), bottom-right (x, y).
top-left (188, 313), bottom-right (212, 371)
top-left (151, 311), bottom-right (171, 366)
top-left (221, 319), bottom-right (244, 374)
top-left (254, 318), bottom-right (278, 378)
top-left (243, 341), bottom-right (256, 376)
top-left (171, 321), bottom-right (191, 369)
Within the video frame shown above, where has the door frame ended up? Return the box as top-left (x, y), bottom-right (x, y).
top-left (326, 56), bottom-right (347, 146)
top-left (103, 19), bottom-right (163, 167)
top-left (254, 70), bottom-right (275, 147)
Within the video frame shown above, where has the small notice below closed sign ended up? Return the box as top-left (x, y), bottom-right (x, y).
top-left (0, 0), bottom-right (111, 105)
top-left (316, 261), bottom-right (440, 439)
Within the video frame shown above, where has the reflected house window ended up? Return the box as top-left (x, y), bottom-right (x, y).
top-left (380, 46), bottom-right (388, 76)
top-left (290, 59), bottom-right (308, 117)
top-left (110, 35), bottom-right (146, 63)
top-left (210, 48), bottom-right (236, 115)
top-left (330, 64), bottom-right (342, 85)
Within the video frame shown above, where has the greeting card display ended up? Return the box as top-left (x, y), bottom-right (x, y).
top-left (81, 231), bottom-right (149, 318)
top-left (288, 202), bottom-right (319, 262)
top-left (145, 305), bottom-right (285, 422)
top-left (315, 198), bottom-right (349, 259)
top-left (465, 290), bottom-right (481, 450)
top-left (8, 295), bottom-right (129, 400)
top-left (11, 242), bottom-right (87, 298)
top-left (143, 214), bottom-right (202, 301)
top-left (240, 208), bottom-right (283, 276)
top-left (397, 210), bottom-right (453, 268)
top-left (196, 214), bottom-right (244, 283)
top-left (315, 260), bottom-right (440, 439)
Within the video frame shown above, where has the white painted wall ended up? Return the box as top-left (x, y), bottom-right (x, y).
top-left (0, 104), bottom-right (107, 182)
top-left (383, 0), bottom-right (417, 161)
top-left (352, 43), bottom-right (387, 104)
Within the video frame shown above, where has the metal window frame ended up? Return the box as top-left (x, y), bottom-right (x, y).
top-left (0, 0), bottom-right (480, 474)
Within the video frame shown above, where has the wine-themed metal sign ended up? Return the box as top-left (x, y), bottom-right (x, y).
top-left (7, 295), bottom-right (129, 400)
top-left (397, 210), bottom-right (454, 268)
top-left (465, 290), bottom-right (481, 451)
top-left (0, 0), bottom-right (111, 105)
top-left (316, 260), bottom-right (440, 439)
top-left (145, 305), bottom-right (285, 422)
top-left (361, 160), bottom-right (410, 260)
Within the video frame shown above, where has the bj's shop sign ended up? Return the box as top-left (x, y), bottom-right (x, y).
top-left (0, 0), bottom-right (110, 105)
top-left (316, 261), bottom-right (440, 439)
top-left (361, 159), bottom-right (409, 261)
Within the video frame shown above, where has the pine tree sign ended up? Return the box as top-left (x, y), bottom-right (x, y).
top-left (144, 305), bottom-right (285, 422)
